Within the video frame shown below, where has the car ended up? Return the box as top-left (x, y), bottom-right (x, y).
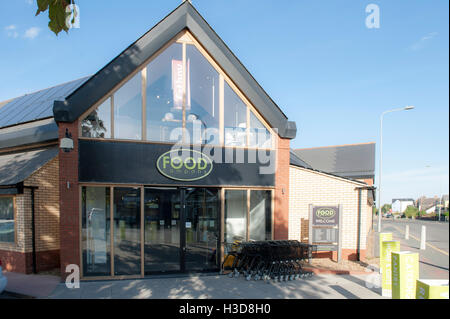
top-left (0, 259), bottom-right (7, 294)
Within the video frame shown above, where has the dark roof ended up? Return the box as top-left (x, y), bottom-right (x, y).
top-left (0, 147), bottom-right (59, 186)
top-left (289, 149), bottom-right (368, 186)
top-left (293, 143), bottom-right (375, 179)
top-left (0, 77), bottom-right (90, 129)
top-left (289, 150), bottom-right (312, 169)
top-left (53, 2), bottom-right (296, 139)
top-left (0, 119), bottom-right (58, 150)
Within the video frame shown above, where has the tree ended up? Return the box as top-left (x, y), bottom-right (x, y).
top-left (381, 204), bottom-right (391, 214)
top-left (404, 206), bottom-right (419, 218)
top-left (35, 0), bottom-right (77, 35)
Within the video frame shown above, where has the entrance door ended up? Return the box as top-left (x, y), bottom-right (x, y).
top-left (184, 188), bottom-right (220, 272)
top-left (143, 187), bottom-right (220, 274)
top-left (143, 187), bottom-right (181, 274)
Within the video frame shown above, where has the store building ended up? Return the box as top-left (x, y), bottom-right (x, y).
top-left (0, 2), bottom-right (374, 279)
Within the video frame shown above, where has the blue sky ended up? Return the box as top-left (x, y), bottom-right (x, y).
top-left (0, 0), bottom-right (448, 205)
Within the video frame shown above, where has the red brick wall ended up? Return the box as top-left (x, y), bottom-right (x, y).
top-left (273, 137), bottom-right (290, 240)
top-left (0, 249), bottom-right (60, 273)
top-left (58, 121), bottom-right (80, 279)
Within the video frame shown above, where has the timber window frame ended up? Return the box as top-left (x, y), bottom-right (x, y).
top-left (79, 31), bottom-right (275, 150)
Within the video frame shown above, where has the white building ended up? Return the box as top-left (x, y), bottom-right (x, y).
top-left (392, 198), bottom-right (415, 213)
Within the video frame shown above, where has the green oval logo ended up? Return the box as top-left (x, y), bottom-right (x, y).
top-left (316, 208), bottom-right (336, 219)
top-left (156, 149), bottom-right (213, 181)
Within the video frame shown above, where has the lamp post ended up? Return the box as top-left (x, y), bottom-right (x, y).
top-left (377, 106), bottom-right (415, 232)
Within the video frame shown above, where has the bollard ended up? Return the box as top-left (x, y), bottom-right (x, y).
top-left (379, 232), bottom-right (393, 258)
top-left (405, 225), bottom-right (409, 240)
top-left (420, 226), bottom-right (426, 250)
top-left (392, 251), bottom-right (419, 299)
top-left (381, 241), bottom-right (401, 297)
top-left (416, 279), bottom-right (449, 299)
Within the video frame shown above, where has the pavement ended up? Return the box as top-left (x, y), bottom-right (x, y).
top-left (1, 271), bottom-right (60, 298)
top-left (0, 271), bottom-right (386, 299)
top-left (377, 218), bottom-right (449, 280)
top-left (47, 273), bottom-right (385, 299)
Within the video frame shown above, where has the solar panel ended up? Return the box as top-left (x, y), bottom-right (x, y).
top-left (0, 76), bottom-right (90, 128)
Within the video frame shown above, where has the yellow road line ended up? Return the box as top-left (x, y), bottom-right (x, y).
top-left (389, 224), bottom-right (449, 257)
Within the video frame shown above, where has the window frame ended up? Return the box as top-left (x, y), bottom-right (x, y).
top-left (0, 195), bottom-right (17, 245)
top-left (78, 30), bottom-right (276, 150)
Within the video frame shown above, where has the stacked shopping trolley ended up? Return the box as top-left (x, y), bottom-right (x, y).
top-left (221, 240), bottom-right (317, 282)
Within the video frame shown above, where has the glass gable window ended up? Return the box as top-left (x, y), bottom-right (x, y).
top-left (224, 82), bottom-right (247, 147)
top-left (114, 73), bottom-right (142, 140)
top-left (80, 33), bottom-right (273, 148)
top-left (249, 112), bottom-right (272, 148)
top-left (186, 44), bottom-right (220, 145)
top-left (146, 42), bottom-right (183, 142)
top-left (0, 197), bottom-right (14, 243)
top-left (81, 98), bottom-right (111, 138)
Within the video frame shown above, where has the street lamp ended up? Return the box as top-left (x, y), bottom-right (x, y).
top-left (377, 106), bottom-right (415, 232)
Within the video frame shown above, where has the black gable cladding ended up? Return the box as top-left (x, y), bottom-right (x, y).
top-left (78, 140), bottom-right (275, 186)
top-left (53, 2), bottom-right (296, 139)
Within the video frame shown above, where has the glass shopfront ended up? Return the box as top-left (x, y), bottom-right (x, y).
top-left (81, 185), bottom-right (272, 278)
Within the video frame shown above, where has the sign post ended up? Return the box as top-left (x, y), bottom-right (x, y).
top-left (380, 241), bottom-right (400, 297)
top-left (392, 251), bottom-right (419, 299)
top-left (309, 205), bottom-right (341, 261)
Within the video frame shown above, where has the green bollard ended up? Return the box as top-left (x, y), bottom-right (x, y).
top-left (392, 251), bottom-right (419, 299)
top-left (380, 241), bottom-right (400, 297)
top-left (416, 279), bottom-right (449, 299)
top-left (379, 232), bottom-right (393, 260)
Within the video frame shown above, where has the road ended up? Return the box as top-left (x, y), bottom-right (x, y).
top-left (378, 218), bottom-right (449, 280)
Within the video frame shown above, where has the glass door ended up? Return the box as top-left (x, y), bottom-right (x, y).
top-left (184, 188), bottom-right (220, 272)
top-left (113, 187), bottom-right (141, 276)
top-left (144, 187), bottom-right (181, 274)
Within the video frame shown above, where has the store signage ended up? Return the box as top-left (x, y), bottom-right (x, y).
top-left (156, 149), bottom-right (213, 181)
top-left (310, 205), bottom-right (342, 260)
top-left (312, 206), bottom-right (339, 226)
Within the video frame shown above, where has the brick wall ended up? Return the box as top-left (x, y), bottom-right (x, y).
top-left (58, 121), bottom-right (80, 279)
top-left (273, 136), bottom-right (290, 240)
top-left (0, 154), bottom-right (60, 273)
top-left (289, 165), bottom-right (369, 260)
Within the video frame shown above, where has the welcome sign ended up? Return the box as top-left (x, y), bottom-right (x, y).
top-left (156, 149), bottom-right (213, 181)
top-left (312, 206), bottom-right (339, 226)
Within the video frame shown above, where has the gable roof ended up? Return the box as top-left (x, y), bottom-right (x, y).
top-left (293, 142), bottom-right (376, 179)
top-left (52, 2), bottom-right (296, 139)
top-left (0, 76), bottom-right (90, 129)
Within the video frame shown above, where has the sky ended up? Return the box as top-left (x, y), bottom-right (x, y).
top-left (0, 0), bottom-right (448, 205)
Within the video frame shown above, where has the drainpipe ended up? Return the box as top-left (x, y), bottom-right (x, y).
top-left (24, 185), bottom-right (39, 274)
top-left (355, 186), bottom-right (376, 261)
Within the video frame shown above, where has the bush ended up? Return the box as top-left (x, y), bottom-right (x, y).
top-left (404, 206), bottom-right (419, 218)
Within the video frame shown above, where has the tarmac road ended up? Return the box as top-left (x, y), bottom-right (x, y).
top-left (379, 218), bottom-right (449, 280)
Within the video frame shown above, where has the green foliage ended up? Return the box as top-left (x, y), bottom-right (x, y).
top-left (404, 206), bottom-right (419, 218)
top-left (381, 204), bottom-right (391, 214)
top-left (373, 206), bottom-right (378, 215)
top-left (35, 0), bottom-right (77, 35)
